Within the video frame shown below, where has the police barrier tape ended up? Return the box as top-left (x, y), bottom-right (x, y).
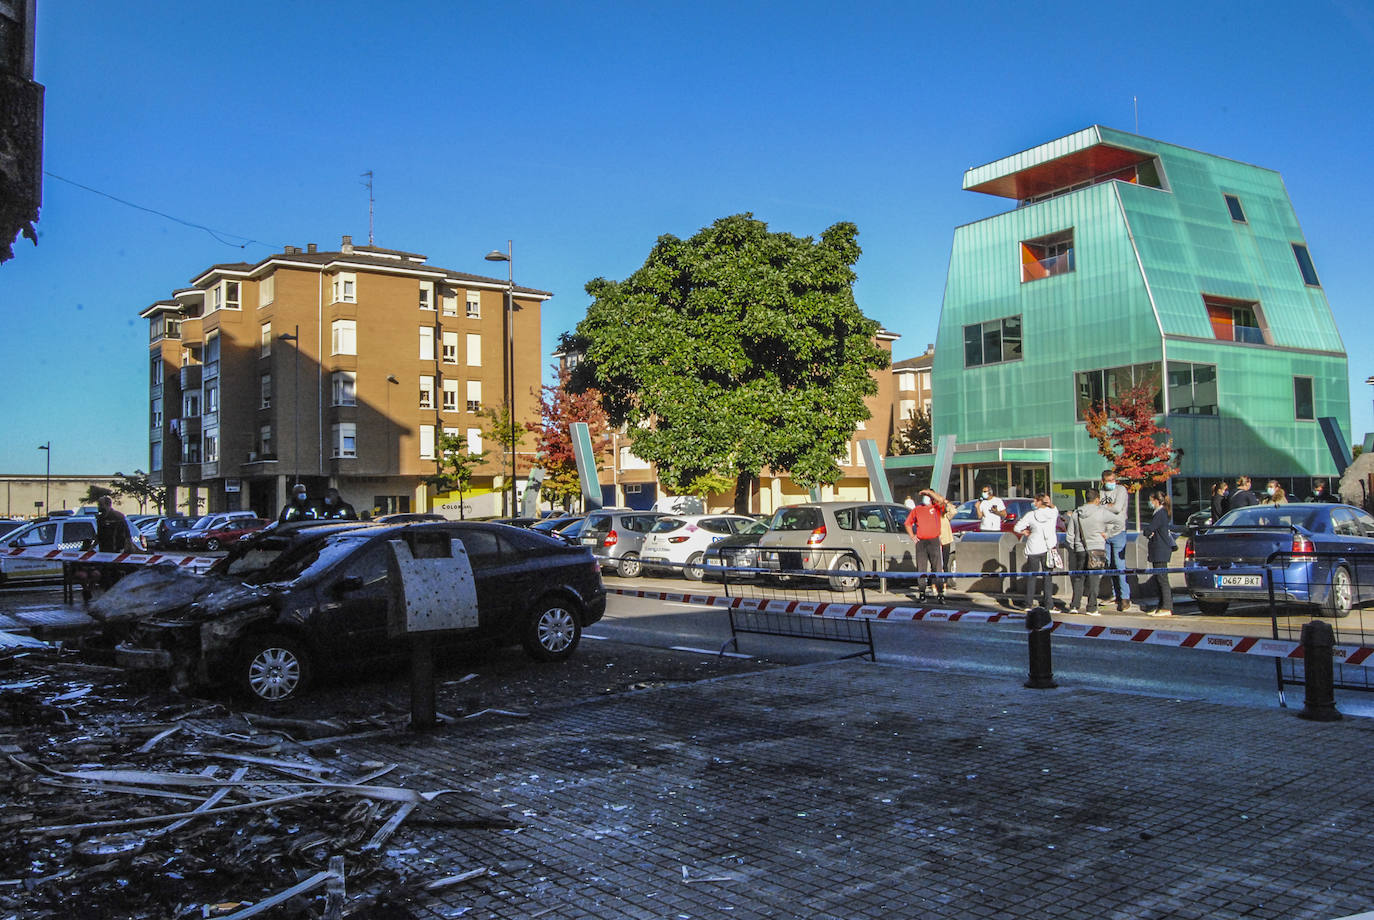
top-left (606, 586), bottom-right (1374, 669)
top-left (0, 545), bottom-right (216, 572)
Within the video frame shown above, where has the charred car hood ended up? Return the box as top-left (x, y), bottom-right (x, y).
top-left (90, 567), bottom-right (275, 625)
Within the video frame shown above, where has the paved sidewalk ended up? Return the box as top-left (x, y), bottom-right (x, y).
top-left (340, 659), bottom-right (1374, 920)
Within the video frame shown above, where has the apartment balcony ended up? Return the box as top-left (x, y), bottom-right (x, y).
top-left (1021, 249), bottom-right (1075, 282)
top-left (180, 365), bottom-right (202, 389)
top-left (241, 452), bottom-right (280, 472)
top-left (179, 462), bottom-right (202, 481)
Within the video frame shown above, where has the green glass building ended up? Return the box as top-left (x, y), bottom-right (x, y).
top-left (898, 126), bottom-right (1349, 514)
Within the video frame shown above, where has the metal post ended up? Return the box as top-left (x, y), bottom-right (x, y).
top-left (1298, 619), bottom-right (1341, 722)
top-left (1024, 605), bottom-right (1057, 689)
top-left (409, 635), bottom-right (437, 731)
top-left (38, 441), bottom-right (50, 514)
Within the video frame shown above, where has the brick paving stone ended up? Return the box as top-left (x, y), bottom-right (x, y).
top-left (336, 660), bottom-right (1374, 919)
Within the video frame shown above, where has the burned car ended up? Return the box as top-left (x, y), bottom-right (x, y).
top-left (108, 522), bottom-right (606, 703)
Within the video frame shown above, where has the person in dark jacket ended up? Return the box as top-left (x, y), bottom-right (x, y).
top-left (1142, 491), bottom-right (1176, 617)
top-left (1306, 479), bottom-right (1341, 503)
top-left (279, 484), bottom-right (320, 523)
top-left (321, 488), bottom-right (357, 520)
top-left (95, 495), bottom-right (133, 553)
top-left (1209, 480), bottom-right (1229, 522)
top-left (1226, 476), bottom-right (1258, 512)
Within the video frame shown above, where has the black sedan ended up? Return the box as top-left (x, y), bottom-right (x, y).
top-left (114, 522), bottom-right (606, 702)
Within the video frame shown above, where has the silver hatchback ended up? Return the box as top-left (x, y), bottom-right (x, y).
top-left (757, 501), bottom-right (914, 590)
top-left (579, 510), bottom-right (664, 577)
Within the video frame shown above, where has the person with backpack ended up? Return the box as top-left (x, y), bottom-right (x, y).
top-left (1065, 489), bottom-right (1110, 615)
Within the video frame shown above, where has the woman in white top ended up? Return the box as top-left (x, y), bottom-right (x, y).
top-left (1013, 493), bottom-right (1061, 610)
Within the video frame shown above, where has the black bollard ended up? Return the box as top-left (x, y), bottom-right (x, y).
top-left (1299, 619), bottom-right (1341, 722)
top-left (409, 635), bottom-right (437, 731)
top-left (1024, 605), bottom-right (1058, 689)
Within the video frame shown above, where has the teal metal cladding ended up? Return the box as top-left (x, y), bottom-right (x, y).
top-left (931, 126), bottom-right (1349, 484)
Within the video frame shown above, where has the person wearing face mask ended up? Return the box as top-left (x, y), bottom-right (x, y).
top-left (1142, 490), bottom-right (1177, 616)
top-left (1306, 479), bottom-right (1340, 503)
top-left (903, 489), bottom-right (949, 602)
top-left (321, 487), bottom-right (357, 520)
top-left (1261, 480), bottom-right (1288, 506)
top-left (975, 485), bottom-right (1006, 532)
top-left (1227, 475), bottom-right (1258, 511)
top-left (279, 483), bottom-right (320, 523)
top-left (1099, 469), bottom-right (1134, 612)
top-left (1012, 492), bottom-right (1060, 610)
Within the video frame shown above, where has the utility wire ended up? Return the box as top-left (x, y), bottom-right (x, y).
top-left (43, 170), bottom-right (276, 249)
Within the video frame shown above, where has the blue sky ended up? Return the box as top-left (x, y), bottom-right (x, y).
top-left (2, 0), bottom-right (1371, 475)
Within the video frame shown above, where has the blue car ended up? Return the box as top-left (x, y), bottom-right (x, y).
top-left (1184, 503), bottom-right (1374, 617)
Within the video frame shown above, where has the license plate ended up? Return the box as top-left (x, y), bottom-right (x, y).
top-left (642, 556), bottom-right (667, 565)
top-left (1217, 574), bottom-right (1262, 588)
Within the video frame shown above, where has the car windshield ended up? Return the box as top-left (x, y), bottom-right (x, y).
top-left (737, 520), bottom-right (768, 536)
top-left (770, 507), bottom-right (823, 531)
top-left (1216, 507), bottom-right (1320, 529)
top-left (950, 501), bottom-right (979, 522)
top-left (247, 533), bottom-right (370, 586)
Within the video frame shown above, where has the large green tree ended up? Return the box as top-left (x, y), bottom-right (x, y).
top-left (570, 214), bottom-right (888, 509)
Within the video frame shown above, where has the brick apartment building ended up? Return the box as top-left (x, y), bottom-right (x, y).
top-left (142, 236), bottom-right (550, 519)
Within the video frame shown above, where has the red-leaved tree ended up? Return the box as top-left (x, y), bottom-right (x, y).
top-left (1084, 376), bottom-right (1180, 527)
top-left (529, 366), bottom-right (614, 509)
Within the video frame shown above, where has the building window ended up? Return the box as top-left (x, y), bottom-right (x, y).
top-left (442, 290), bottom-right (457, 316)
top-left (419, 280), bottom-right (434, 311)
top-left (1166, 362), bottom-right (1218, 416)
top-left (332, 371), bottom-right (356, 406)
top-left (260, 322), bottom-right (272, 357)
top-left (419, 326), bottom-right (434, 361)
top-left (963, 315), bottom-right (1023, 368)
top-left (442, 331), bottom-right (458, 364)
top-left (151, 397), bottom-right (163, 429)
top-left (466, 428), bottom-right (482, 455)
top-left (332, 422), bottom-right (357, 458)
top-left (1020, 230), bottom-right (1074, 282)
top-left (1203, 295), bottom-right (1268, 345)
top-left (1075, 362), bottom-right (1162, 421)
top-left (150, 442), bottom-right (162, 472)
top-left (897, 371), bottom-right (915, 391)
top-left (419, 375), bottom-right (434, 409)
top-left (466, 379), bottom-right (481, 412)
top-left (210, 280), bottom-right (241, 312)
top-left (182, 439), bottom-right (201, 463)
top-left (260, 374), bottom-right (272, 409)
top-left (183, 392), bottom-right (200, 417)
top-left (332, 272), bottom-right (357, 303)
top-left (420, 424), bottom-right (436, 460)
top-left (332, 319), bottom-right (357, 355)
top-left (466, 291), bottom-right (481, 319)
top-left (1292, 243), bottom-right (1321, 287)
top-left (1224, 194), bottom-right (1246, 223)
top-left (151, 357), bottom-right (163, 387)
top-left (442, 379), bottom-right (458, 412)
top-left (466, 333), bottom-right (482, 366)
top-left (1294, 376), bottom-right (1315, 421)
top-left (203, 428), bottom-right (219, 463)
top-left (204, 382), bottom-right (219, 413)
top-left (258, 274), bottom-right (275, 307)
top-left (259, 425), bottom-right (272, 456)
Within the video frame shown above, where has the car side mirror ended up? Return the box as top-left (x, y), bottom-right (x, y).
top-left (333, 575), bottom-right (364, 595)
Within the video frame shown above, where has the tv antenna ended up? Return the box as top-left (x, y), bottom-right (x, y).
top-left (1133, 96), bottom-right (1139, 133)
top-left (361, 170), bottom-right (375, 245)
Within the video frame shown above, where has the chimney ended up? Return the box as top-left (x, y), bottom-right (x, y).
top-left (284, 245), bottom-right (299, 254)
top-left (307, 243), bottom-right (318, 253)
top-left (925, 343), bottom-right (935, 355)
top-left (341, 234), bottom-right (353, 254)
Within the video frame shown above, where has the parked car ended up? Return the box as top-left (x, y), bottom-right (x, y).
top-left (640, 514), bottom-right (767, 580)
top-left (757, 502), bottom-right (913, 590)
top-left (184, 517), bottom-right (272, 551)
top-left (579, 510), bottom-right (664, 577)
top-left (702, 518), bottom-right (771, 581)
top-left (0, 520), bottom-right (25, 540)
top-left (166, 512), bottom-right (260, 551)
top-left (0, 515), bottom-right (145, 584)
top-left (491, 516), bottom-right (541, 528)
top-left (949, 498), bottom-right (1066, 534)
top-left (373, 512), bottom-right (446, 524)
top-left (152, 515), bottom-right (196, 550)
top-left (552, 517), bottom-right (589, 544)
top-left (114, 521), bottom-right (607, 702)
top-left (533, 515), bottom-right (587, 543)
top-left (1184, 503), bottom-right (1374, 617)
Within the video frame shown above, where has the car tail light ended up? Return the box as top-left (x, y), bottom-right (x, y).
top-left (1184, 539), bottom-right (1194, 561)
top-left (1292, 534), bottom-right (1315, 561)
top-left (807, 526), bottom-right (827, 545)
top-left (669, 536), bottom-right (690, 544)
top-left (603, 529), bottom-right (619, 547)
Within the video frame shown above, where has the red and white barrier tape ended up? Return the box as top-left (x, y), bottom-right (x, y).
top-left (0, 546), bottom-right (213, 570)
top-left (607, 586), bottom-right (1374, 669)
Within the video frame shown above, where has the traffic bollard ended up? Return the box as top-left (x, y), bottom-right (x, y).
top-left (1298, 619), bottom-right (1341, 722)
top-left (1024, 605), bottom-right (1057, 689)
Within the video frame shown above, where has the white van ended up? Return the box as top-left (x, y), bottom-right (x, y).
top-left (0, 516), bottom-right (145, 584)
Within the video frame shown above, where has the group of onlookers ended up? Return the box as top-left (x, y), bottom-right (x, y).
top-left (1210, 476), bottom-right (1339, 518)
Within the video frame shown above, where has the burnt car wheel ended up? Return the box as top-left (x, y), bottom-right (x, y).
top-left (522, 597), bottom-right (582, 662)
top-left (1195, 600), bottom-right (1229, 616)
top-left (1324, 566), bottom-right (1353, 618)
top-left (237, 633), bottom-right (312, 703)
top-left (617, 553), bottom-right (642, 579)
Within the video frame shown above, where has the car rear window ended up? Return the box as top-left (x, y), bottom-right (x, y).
top-left (1217, 507), bottom-right (1319, 529)
top-left (649, 518), bottom-right (686, 534)
top-left (700, 518), bottom-right (735, 535)
top-left (737, 520), bottom-right (769, 536)
top-left (770, 507), bottom-right (823, 531)
top-left (583, 514), bottom-right (612, 534)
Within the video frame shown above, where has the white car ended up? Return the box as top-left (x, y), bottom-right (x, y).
top-left (0, 516), bottom-right (146, 584)
top-left (639, 514), bottom-right (761, 580)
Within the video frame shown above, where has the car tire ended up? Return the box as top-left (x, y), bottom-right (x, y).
top-left (236, 633), bottom-right (312, 704)
top-left (829, 554), bottom-right (862, 591)
top-left (522, 596), bottom-right (582, 662)
top-left (1324, 565), bottom-right (1353, 618)
top-left (1195, 599), bottom-right (1230, 616)
top-left (205, 538), bottom-right (221, 551)
top-left (684, 553), bottom-right (705, 581)
top-left (618, 553), bottom-right (642, 579)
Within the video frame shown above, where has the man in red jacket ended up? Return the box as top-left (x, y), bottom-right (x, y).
top-left (904, 489), bottom-right (949, 601)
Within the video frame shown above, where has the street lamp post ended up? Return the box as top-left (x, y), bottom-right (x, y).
top-left (279, 328), bottom-right (300, 487)
top-left (485, 243), bottom-right (516, 517)
top-left (37, 441), bottom-right (50, 515)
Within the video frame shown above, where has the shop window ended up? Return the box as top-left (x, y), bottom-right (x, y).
top-left (1020, 230), bottom-right (1074, 282)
